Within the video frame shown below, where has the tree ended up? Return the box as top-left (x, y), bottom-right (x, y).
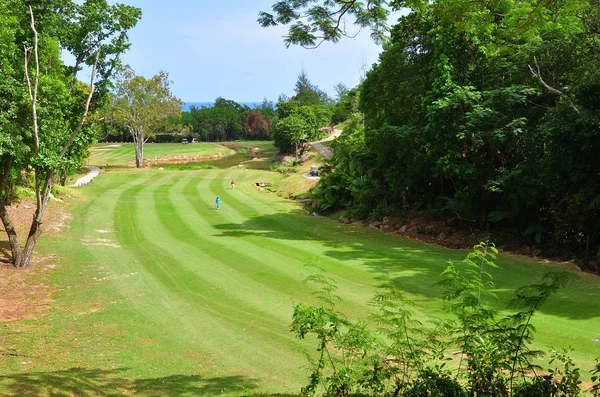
top-left (333, 82), bottom-right (348, 102)
top-left (261, 0), bottom-right (600, 264)
top-left (62, 0), bottom-right (141, 93)
top-left (272, 114), bottom-right (313, 159)
top-left (258, 0), bottom-right (392, 48)
top-left (182, 98), bottom-right (270, 142)
top-left (332, 86), bottom-right (359, 124)
top-left (108, 69), bottom-right (182, 167)
top-left (293, 69), bottom-right (330, 106)
top-left (0, 0), bottom-right (140, 268)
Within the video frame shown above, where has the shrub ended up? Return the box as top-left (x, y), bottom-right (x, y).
top-left (292, 243), bottom-right (594, 397)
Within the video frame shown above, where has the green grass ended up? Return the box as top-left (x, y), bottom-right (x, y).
top-left (88, 142), bottom-right (233, 167)
top-left (1, 165), bottom-right (599, 396)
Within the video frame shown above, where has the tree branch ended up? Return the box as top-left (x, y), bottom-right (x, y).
top-left (528, 56), bottom-right (579, 113)
top-left (60, 44), bottom-right (102, 158)
top-left (26, 6), bottom-right (40, 155)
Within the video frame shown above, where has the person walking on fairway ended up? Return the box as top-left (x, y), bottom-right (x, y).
top-left (231, 179), bottom-right (235, 190)
top-left (216, 196), bottom-right (222, 210)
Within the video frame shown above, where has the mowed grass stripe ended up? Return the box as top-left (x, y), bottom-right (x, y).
top-left (160, 173), bottom-right (323, 320)
top-left (151, 173), bottom-right (299, 324)
top-left (117, 171), bottom-right (309, 384)
top-left (111, 172), bottom-right (301, 377)
top-left (180, 173), bottom-right (321, 293)
top-left (118, 172), bottom-right (299, 343)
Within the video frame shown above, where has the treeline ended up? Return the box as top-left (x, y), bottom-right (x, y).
top-left (311, 0), bottom-right (600, 266)
top-left (101, 69), bottom-right (356, 149)
top-left (181, 97), bottom-right (276, 142)
top-left (181, 70), bottom-right (357, 155)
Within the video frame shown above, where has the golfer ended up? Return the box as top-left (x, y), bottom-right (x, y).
top-left (216, 196), bottom-right (222, 210)
top-left (231, 179), bottom-right (235, 190)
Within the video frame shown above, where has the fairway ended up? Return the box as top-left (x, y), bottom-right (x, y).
top-left (88, 143), bottom-right (234, 166)
top-left (1, 166), bottom-right (599, 396)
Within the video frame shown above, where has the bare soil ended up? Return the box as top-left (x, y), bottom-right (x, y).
top-left (0, 199), bottom-right (69, 322)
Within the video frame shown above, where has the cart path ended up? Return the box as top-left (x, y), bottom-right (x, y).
top-left (311, 129), bottom-right (342, 159)
top-left (72, 165), bottom-right (101, 187)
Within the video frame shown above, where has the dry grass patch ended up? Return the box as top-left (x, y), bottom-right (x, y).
top-left (0, 197), bottom-right (72, 322)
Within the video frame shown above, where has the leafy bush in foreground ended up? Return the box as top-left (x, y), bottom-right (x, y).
top-left (292, 243), bottom-right (598, 396)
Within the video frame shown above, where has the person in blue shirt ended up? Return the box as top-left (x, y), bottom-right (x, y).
top-left (216, 196), bottom-right (222, 210)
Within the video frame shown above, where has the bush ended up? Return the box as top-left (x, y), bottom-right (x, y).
top-left (291, 243), bottom-right (595, 397)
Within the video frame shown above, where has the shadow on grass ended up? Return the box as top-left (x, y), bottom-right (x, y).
top-left (213, 211), bottom-right (600, 320)
top-left (0, 368), bottom-right (262, 396)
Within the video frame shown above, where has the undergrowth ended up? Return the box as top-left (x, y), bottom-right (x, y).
top-left (292, 242), bottom-right (599, 396)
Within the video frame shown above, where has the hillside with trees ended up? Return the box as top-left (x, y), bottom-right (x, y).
top-left (271, 70), bottom-right (335, 158)
top-left (261, 0), bottom-right (600, 270)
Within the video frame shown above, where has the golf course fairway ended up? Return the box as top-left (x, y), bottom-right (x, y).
top-left (1, 165), bottom-right (599, 396)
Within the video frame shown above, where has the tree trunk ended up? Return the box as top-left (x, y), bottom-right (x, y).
top-left (135, 139), bottom-right (144, 168)
top-left (59, 169), bottom-right (67, 186)
top-left (0, 203), bottom-right (23, 265)
top-left (17, 171), bottom-right (55, 267)
top-left (130, 126), bottom-right (145, 168)
top-left (0, 155), bottom-right (22, 265)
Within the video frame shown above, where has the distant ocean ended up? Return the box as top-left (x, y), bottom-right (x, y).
top-left (183, 102), bottom-right (262, 112)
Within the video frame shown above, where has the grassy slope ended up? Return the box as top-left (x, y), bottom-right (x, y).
top-left (1, 152), bottom-right (599, 395)
top-left (88, 143), bottom-right (233, 166)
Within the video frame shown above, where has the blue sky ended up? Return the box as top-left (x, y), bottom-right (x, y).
top-left (109, 0), bottom-right (384, 102)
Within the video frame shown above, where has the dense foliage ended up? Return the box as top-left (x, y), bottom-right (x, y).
top-left (181, 98), bottom-right (275, 142)
top-left (271, 70), bottom-right (335, 157)
top-left (293, 243), bottom-right (599, 396)
top-left (299, 0), bottom-right (600, 266)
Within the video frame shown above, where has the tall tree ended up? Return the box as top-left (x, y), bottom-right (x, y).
top-left (108, 69), bottom-right (182, 167)
top-left (293, 69), bottom-right (330, 106)
top-left (0, 0), bottom-right (140, 267)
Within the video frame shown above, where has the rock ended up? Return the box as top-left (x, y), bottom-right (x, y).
top-left (382, 225), bottom-right (392, 232)
top-left (352, 221), bottom-right (363, 226)
top-left (338, 216), bottom-right (350, 224)
top-left (398, 225), bottom-right (407, 233)
top-left (408, 227), bottom-right (417, 233)
top-left (158, 167), bottom-right (165, 171)
top-left (383, 216), bottom-right (390, 224)
top-left (586, 260), bottom-right (599, 271)
top-left (369, 221), bottom-right (382, 229)
top-left (438, 232), bottom-right (448, 240)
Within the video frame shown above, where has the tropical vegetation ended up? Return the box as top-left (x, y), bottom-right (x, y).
top-left (261, 0), bottom-right (600, 269)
